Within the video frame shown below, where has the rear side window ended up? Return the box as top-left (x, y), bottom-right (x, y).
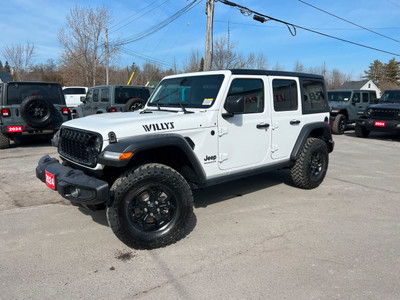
top-left (362, 92), bottom-right (369, 103)
top-left (227, 79), bottom-right (264, 114)
top-left (273, 79), bottom-right (298, 111)
top-left (6, 83), bottom-right (63, 105)
top-left (100, 88), bottom-right (109, 102)
top-left (115, 87), bottom-right (151, 104)
top-left (370, 91), bottom-right (377, 102)
top-left (301, 80), bottom-right (329, 114)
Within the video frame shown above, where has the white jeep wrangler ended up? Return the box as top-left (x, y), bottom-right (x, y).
top-left (36, 69), bottom-right (334, 249)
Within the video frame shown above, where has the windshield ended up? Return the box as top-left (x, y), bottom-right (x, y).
top-left (380, 91), bottom-right (400, 103)
top-left (147, 75), bottom-right (224, 108)
top-left (327, 91), bottom-right (352, 102)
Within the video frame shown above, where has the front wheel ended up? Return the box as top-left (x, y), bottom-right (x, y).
top-left (291, 138), bottom-right (329, 189)
top-left (355, 123), bottom-right (370, 138)
top-left (332, 114), bottom-right (347, 135)
top-left (107, 163), bottom-right (194, 249)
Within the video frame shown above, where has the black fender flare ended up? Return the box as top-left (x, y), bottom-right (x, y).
top-left (98, 133), bottom-right (206, 185)
top-left (290, 122), bottom-right (334, 161)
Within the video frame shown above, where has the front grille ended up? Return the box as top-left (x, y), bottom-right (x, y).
top-left (59, 128), bottom-right (101, 167)
top-left (370, 108), bottom-right (399, 120)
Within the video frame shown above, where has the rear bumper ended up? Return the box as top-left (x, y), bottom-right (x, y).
top-left (36, 155), bottom-right (109, 205)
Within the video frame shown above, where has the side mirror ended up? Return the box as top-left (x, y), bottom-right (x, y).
top-left (223, 95), bottom-right (244, 118)
top-left (80, 96), bottom-right (86, 104)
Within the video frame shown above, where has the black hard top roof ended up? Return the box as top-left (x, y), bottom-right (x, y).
top-left (229, 69), bottom-right (324, 80)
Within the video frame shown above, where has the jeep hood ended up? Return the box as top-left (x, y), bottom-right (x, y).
top-left (61, 110), bottom-right (213, 140)
top-left (370, 103), bottom-right (400, 109)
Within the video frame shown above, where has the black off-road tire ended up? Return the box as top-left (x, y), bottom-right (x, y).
top-left (20, 96), bottom-right (54, 128)
top-left (332, 114), bottom-right (347, 135)
top-left (0, 132), bottom-right (10, 149)
top-left (124, 98), bottom-right (146, 112)
top-left (107, 163), bottom-right (194, 249)
top-left (355, 124), bottom-right (370, 138)
top-left (291, 138), bottom-right (329, 189)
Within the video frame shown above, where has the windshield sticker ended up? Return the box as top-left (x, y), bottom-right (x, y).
top-left (344, 97), bottom-right (349, 101)
top-left (202, 98), bottom-right (214, 106)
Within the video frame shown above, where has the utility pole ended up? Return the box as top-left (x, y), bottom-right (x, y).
top-left (105, 27), bottom-right (109, 84)
top-left (204, 0), bottom-right (214, 71)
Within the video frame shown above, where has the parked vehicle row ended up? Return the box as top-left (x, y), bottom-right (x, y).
top-left (328, 88), bottom-right (400, 138)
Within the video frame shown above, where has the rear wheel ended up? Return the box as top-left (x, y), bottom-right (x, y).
top-left (355, 124), bottom-right (370, 138)
top-left (332, 114), bottom-right (347, 134)
top-left (107, 163), bottom-right (193, 249)
top-left (0, 132), bottom-right (10, 149)
top-left (291, 138), bottom-right (329, 189)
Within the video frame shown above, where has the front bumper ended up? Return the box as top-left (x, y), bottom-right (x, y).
top-left (356, 119), bottom-right (400, 132)
top-left (36, 155), bottom-right (109, 205)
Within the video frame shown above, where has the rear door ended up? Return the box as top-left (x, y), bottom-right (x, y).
top-left (269, 77), bottom-right (302, 160)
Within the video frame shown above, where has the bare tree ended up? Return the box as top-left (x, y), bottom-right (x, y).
top-left (183, 51), bottom-right (202, 73)
top-left (58, 5), bottom-right (119, 86)
top-left (1, 42), bottom-right (36, 80)
top-left (293, 60), bottom-right (305, 72)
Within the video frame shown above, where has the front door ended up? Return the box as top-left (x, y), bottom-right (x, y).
top-left (218, 76), bottom-right (272, 170)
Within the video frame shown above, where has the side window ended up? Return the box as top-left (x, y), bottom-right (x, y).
top-left (100, 88), bottom-right (109, 102)
top-left (370, 91), bottom-right (377, 102)
top-left (362, 92), bottom-right (369, 103)
top-left (302, 80), bottom-right (329, 113)
top-left (86, 90), bottom-right (93, 102)
top-left (227, 79), bottom-right (264, 114)
top-left (353, 93), bottom-right (360, 103)
top-left (92, 89), bottom-right (99, 102)
top-left (273, 79), bottom-right (298, 111)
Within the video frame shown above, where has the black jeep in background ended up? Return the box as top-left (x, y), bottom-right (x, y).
top-left (0, 82), bottom-right (71, 149)
top-left (355, 89), bottom-right (400, 138)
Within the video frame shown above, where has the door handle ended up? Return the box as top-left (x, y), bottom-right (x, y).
top-left (256, 123), bottom-right (270, 129)
top-left (290, 120), bottom-right (301, 125)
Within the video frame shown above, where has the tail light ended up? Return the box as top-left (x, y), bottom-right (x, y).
top-left (109, 107), bottom-right (117, 113)
top-left (1, 108), bottom-right (10, 117)
top-left (61, 107), bottom-right (69, 115)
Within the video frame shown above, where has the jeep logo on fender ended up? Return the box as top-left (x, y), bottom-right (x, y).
top-left (143, 122), bottom-right (175, 132)
top-left (204, 155), bottom-right (217, 164)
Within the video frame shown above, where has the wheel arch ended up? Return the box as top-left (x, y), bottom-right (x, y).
top-left (100, 133), bottom-right (206, 188)
top-left (290, 122), bottom-right (334, 160)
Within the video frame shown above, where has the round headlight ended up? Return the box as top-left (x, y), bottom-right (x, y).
top-left (88, 136), bottom-right (102, 156)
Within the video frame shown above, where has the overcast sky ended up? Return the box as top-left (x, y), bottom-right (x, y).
top-left (1, 0), bottom-right (400, 79)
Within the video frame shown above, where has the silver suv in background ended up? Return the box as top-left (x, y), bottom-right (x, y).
top-left (79, 85), bottom-right (153, 117)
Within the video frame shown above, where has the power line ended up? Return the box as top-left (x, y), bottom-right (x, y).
top-left (109, 0), bottom-right (170, 33)
top-left (298, 0), bottom-right (400, 44)
top-left (214, 19), bottom-right (400, 31)
top-left (112, 0), bottom-right (201, 47)
top-left (217, 0), bottom-right (400, 57)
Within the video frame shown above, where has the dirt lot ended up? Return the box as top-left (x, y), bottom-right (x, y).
top-left (0, 131), bottom-right (399, 299)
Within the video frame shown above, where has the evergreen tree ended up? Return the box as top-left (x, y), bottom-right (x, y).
top-left (384, 58), bottom-right (400, 83)
top-left (199, 57), bottom-right (204, 71)
top-left (363, 59), bottom-right (384, 84)
top-left (4, 61), bottom-right (11, 74)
